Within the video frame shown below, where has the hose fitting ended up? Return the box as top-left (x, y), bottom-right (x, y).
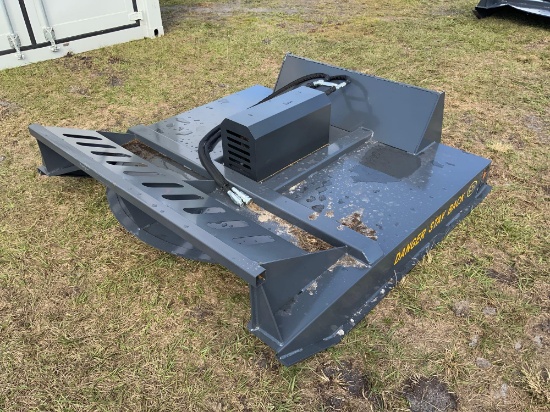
top-left (231, 187), bottom-right (253, 205)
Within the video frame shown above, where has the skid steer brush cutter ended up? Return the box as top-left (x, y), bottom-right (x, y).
top-left (31, 54), bottom-right (491, 366)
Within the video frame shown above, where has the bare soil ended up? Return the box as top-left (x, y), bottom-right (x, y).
top-left (403, 376), bottom-right (458, 412)
top-left (315, 360), bottom-right (384, 411)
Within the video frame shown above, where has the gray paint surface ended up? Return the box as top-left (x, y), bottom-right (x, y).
top-left (275, 54), bottom-right (445, 154)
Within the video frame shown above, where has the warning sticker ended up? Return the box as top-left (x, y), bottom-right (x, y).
top-left (393, 180), bottom-right (479, 265)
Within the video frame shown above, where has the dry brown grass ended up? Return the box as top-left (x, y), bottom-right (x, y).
top-left (247, 202), bottom-right (332, 252)
top-left (0, 0), bottom-right (548, 411)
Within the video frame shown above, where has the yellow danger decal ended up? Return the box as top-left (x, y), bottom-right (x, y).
top-left (393, 228), bottom-right (427, 265)
top-left (394, 181), bottom-right (478, 265)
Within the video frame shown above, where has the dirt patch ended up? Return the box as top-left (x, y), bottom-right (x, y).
top-left (107, 56), bottom-right (125, 64)
top-left (486, 268), bottom-right (518, 286)
top-left (61, 53), bottom-right (95, 70)
top-left (403, 376), bottom-right (457, 412)
top-left (524, 115), bottom-right (549, 143)
top-left (123, 139), bottom-right (165, 161)
top-left (108, 76), bottom-right (124, 87)
top-left (237, 395), bottom-right (253, 412)
top-left (59, 286), bottom-right (81, 298)
top-left (0, 99), bottom-right (19, 118)
top-left (527, 315), bottom-right (550, 350)
top-left (190, 305), bottom-right (214, 320)
top-left (0, 99), bottom-right (16, 108)
top-left (339, 211), bottom-right (377, 240)
top-left (162, 4), bottom-right (282, 16)
top-left (431, 5), bottom-right (466, 17)
top-left (452, 300), bottom-right (470, 317)
top-left (534, 318), bottom-right (550, 335)
top-left (475, 357), bottom-right (492, 370)
top-left (122, 139), bottom-right (199, 176)
top-left (68, 85), bottom-right (90, 96)
top-left (60, 53), bottom-right (126, 87)
top-left (253, 349), bottom-right (280, 373)
top-left (529, 317), bottom-right (550, 349)
top-left (161, 2), bottom-right (295, 28)
top-left (482, 306), bottom-right (497, 316)
top-left (247, 203), bottom-right (332, 252)
top-left (162, 4), bottom-right (258, 29)
top-left (317, 360), bottom-right (383, 411)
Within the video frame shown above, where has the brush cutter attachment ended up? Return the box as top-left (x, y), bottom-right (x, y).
top-left (31, 54), bottom-right (491, 365)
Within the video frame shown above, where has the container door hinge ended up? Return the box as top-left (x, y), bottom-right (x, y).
top-left (7, 33), bottom-right (23, 60)
top-left (128, 11), bottom-right (143, 21)
top-left (43, 27), bottom-right (58, 52)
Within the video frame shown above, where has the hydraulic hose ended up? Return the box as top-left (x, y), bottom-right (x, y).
top-left (252, 73), bottom-right (331, 106)
top-left (197, 126), bottom-right (226, 190)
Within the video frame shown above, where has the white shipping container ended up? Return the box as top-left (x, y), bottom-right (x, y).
top-left (0, 0), bottom-right (163, 70)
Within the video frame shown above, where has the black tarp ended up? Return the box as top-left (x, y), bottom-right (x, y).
top-left (475, 0), bottom-right (550, 18)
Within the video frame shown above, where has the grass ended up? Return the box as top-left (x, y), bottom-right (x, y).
top-left (0, 0), bottom-right (548, 410)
